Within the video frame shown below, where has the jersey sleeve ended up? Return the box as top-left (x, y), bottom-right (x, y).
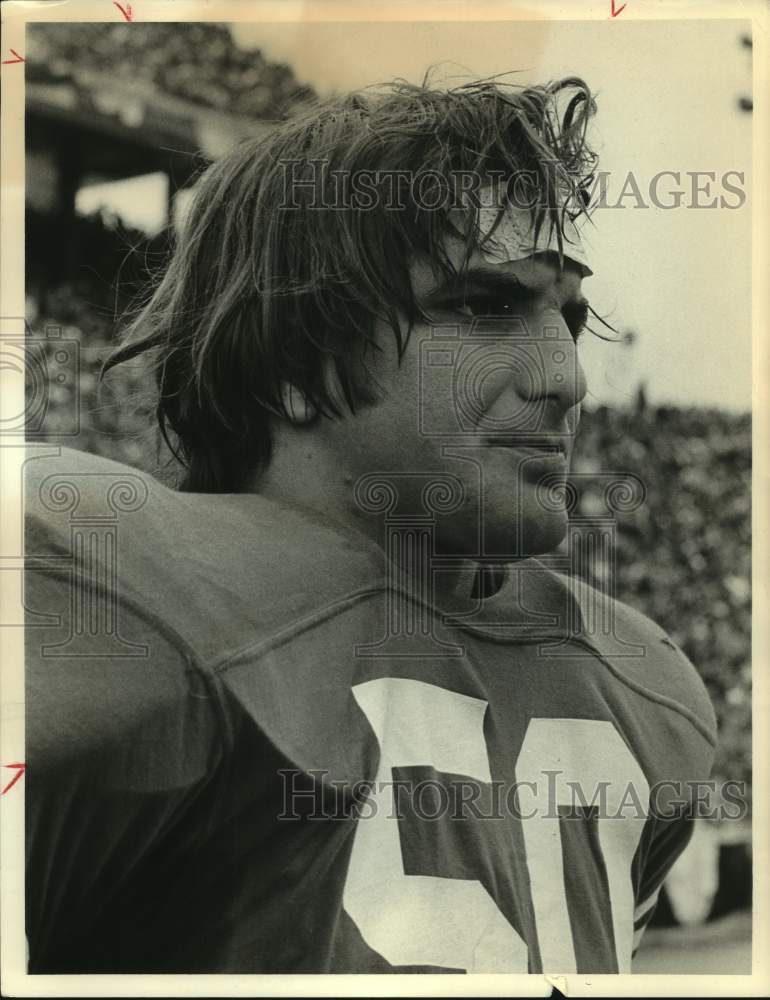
top-left (619, 628), bottom-right (719, 960)
top-left (631, 637), bottom-right (718, 958)
top-left (631, 814), bottom-right (695, 957)
top-left (24, 560), bottom-right (228, 971)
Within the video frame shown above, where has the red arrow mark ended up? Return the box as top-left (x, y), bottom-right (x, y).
top-left (113, 2), bottom-right (133, 20)
top-left (2, 49), bottom-right (25, 64)
top-left (1, 762), bottom-right (26, 795)
top-left (611, 0), bottom-right (627, 15)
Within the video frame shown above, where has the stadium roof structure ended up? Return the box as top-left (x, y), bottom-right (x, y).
top-left (25, 21), bottom-right (313, 215)
top-left (27, 68), bottom-right (275, 196)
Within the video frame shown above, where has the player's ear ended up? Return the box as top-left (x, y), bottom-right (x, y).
top-left (280, 382), bottom-right (318, 425)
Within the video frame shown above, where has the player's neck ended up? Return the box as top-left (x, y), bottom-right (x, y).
top-left (248, 438), bottom-right (492, 615)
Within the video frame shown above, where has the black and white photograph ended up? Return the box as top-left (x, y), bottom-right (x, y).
top-left (1, 1), bottom-right (766, 994)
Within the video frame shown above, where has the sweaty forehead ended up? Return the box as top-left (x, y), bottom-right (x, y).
top-left (445, 194), bottom-right (593, 278)
top-left (409, 233), bottom-right (586, 303)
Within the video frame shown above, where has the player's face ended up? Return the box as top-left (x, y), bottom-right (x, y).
top-left (322, 237), bottom-right (589, 558)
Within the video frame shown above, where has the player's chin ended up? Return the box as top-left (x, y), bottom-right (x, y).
top-left (489, 509), bottom-right (568, 559)
top-left (483, 483), bottom-right (570, 559)
top-left (432, 471), bottom-right (570, 559)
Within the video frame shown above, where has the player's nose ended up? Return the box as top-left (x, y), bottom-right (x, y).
top-left (511, 315), bottom-right (587, 415)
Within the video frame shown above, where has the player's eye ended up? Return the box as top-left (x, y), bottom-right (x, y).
top-left (456, 295), bottom-right (522, 318)
top-left (456, 295), bottom-right (590, 344)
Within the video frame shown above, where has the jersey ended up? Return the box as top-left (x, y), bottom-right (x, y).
top-left (24, 446), bottom-right (717, 974)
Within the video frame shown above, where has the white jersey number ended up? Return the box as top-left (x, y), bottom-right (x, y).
top-left (343, 677), bottom-right (648, 973)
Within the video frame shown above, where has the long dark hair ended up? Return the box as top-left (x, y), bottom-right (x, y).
top-left (105, 75), bottom-right (598, 492)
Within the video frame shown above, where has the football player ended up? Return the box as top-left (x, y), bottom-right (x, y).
top-left (25, 77), bottom-right (716, 974)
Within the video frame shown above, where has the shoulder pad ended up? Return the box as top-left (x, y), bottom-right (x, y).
top-left (24, 447), bottom-right (387, 666)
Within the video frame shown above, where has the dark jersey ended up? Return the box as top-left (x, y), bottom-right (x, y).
top-left (24, 447), bottom-right (717, 974)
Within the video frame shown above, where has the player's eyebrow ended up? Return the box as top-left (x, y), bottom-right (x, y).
top-left (420, 268), bottom-right (540, 309)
